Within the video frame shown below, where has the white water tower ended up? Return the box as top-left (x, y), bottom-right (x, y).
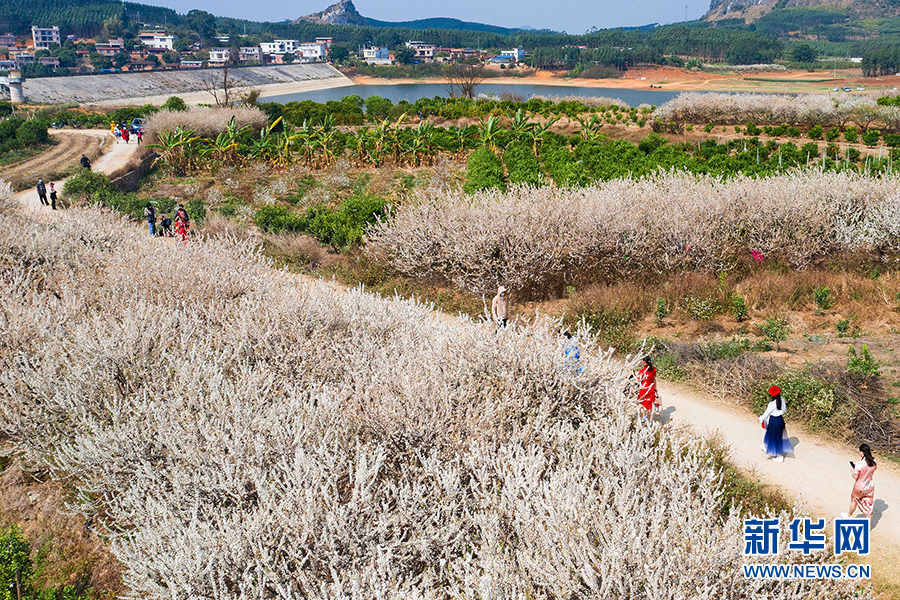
top-left (1, 68), bottom-right (26, 103)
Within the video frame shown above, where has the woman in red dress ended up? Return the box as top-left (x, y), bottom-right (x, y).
top-left (174, 205), bottom-right (190, 242)
top-left (636, 356), bottom-right (661, 421)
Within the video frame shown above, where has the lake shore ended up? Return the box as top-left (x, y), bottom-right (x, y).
top-left (349, 65), bottom-right (899, 96)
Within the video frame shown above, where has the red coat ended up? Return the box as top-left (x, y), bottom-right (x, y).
top-left (638, 366), bottom-right (657, 409)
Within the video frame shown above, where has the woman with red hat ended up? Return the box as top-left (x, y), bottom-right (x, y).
top-left (758, 385), bottom-right (793, 462)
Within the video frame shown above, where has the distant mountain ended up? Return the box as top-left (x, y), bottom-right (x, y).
top-left (292, 0), bottom-right (531, 34)
top-left (704, 0), bottom-right (900, 23)
top-left (293, 0), bottom-right (368, 26)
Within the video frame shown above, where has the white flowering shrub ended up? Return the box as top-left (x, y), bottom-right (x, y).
top-left (369, 171), bottom-right (900, 294)
top-left (653, 92), bottom-right (894, 129)
top-left (0, 178), bottom-right (14, 214)
top-left (0, 208), bottom-right (872, 599)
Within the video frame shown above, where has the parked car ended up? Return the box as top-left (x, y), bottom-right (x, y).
top-left (842, 86), bottom-right (852, 92)
top-left (131, 117), bottom-right (146, 133)
top-left (856, 86), bottom-right (865, 91)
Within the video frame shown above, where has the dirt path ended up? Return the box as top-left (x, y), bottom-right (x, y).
top-left (13, 129), bottom-right (140, 213)
top-left (658, 380), bottom-right (900, 594)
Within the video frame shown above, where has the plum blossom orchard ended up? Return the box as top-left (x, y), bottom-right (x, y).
top-left (0, 200), bottom-right (874, 599)
top-left (369, 171), bottom-right (900, 294)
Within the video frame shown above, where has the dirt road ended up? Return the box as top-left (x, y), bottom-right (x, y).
top-left (13, 129), bottom-right (140, 213)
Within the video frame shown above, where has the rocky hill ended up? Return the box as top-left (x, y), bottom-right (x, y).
top-left (705, 0), bottom-right (899, 22)
top-left (292, 0), bottom-right (369, 26)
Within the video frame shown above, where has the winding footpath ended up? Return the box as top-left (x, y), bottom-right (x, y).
top-left (9, 130), bottom-right (900, 596)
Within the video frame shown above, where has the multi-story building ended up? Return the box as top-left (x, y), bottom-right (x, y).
top-left (315, 37), bottom-right (333, 48)
top-left (260, 40), bottom-right (299, 57)
top-left (95, 38), bottom-right (125, 57)
top-left (0, 34), bottom-right (15, 50)
top-left (297, 42), bottom-right (326, 60)
top-left (13, 53), bottom-right (35, 67)
top-left (138, 30), bottom-right (176, 51)
top-left (499, 46), bottom-right (525, 61)
top-left (361, 46), bottom-right (390, 64)
top-left (405, 41), bottom-right (435, 60)
top-left (207, 48), bottom-right (232, 64)
top-left (32, 26), bottom-right (61, 50)
top-left (239, 46), bottom-right (261, 62)
top-left (38, 56), bottom-right (60, 69)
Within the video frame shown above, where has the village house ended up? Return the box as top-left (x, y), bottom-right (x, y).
top-left (208, 48), bottom-right (232, 64)
top-left (405, 41), bottom-right (435, 60)
top-left (38, 56), bottom-right (60, 69)
top-left (138, 30), bottom-right (176, 51)
top-left (13, 53), bottom-right (35, 67)
top-left (361, 46), bottom-right (390, 65)
top-left (0, 34), bottom-right (16, 50)
top-left (239, 46), bottom-right (261, 62)
top-left (32, 26), bottom-right (60, 50)
top-left (260, 40), bottom-right (299, 57)
top-left (179, 60), bottom-right (203, 69)
top-left (95, 38), bottom-right (125, 57)
top-left (297, 42), bottom-right (327, 61)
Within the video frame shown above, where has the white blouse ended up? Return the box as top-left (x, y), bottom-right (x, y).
top-left (758, 399), bottom-right (785, 424)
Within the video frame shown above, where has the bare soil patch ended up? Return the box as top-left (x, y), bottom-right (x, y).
top-left (3, 132), bottom-right (104, 191)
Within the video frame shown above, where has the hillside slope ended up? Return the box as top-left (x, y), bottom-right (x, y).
top-left (705, 0), bottom-right (900, 22)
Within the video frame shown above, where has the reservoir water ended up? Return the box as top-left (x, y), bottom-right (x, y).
top-left (264, 83), bottom-right (682, 107)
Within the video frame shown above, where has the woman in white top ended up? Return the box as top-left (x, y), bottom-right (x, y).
top-left (758, 385), bottom-right (793, 462)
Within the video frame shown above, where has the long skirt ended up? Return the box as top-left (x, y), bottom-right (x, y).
top-left (763, 414), bottom-right (793, 457)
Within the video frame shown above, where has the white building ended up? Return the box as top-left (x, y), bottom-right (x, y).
top-left (208, 48), bottom-right (232, 64)
top-left (361, 46), bottom-right (390, 65)
top-left (297, 42), bottom-right (327, 60)
top-left (31, 26), bottom-right (60, 50)
top-left (405, 41), bottom-right (435, 59)
top-left (499, 46), bottom-right (525, 61)
top-left (260, 40), bottom-right (299, 56)
top-left (138, 30), bottom-right (176, 50)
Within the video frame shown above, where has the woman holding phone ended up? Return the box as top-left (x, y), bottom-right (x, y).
top-left (842, 444), bottom-right (877, 519)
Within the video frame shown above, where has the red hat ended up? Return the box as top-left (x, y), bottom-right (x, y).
top-left (768, 386), bottom-right (781, 397)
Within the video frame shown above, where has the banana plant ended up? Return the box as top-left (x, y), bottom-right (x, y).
top-left (250, 117), bottom-right (284, 164)
top-left (199, 116), bottom-right (248, 166)
top-left (527, 116), bottom-right (560, 156)
top-left (575, 114), bottom-right (606, 142)
top-left (147, 126), bottom-right (201, 174)
top-left (477, 116), bottom-right (503, 154)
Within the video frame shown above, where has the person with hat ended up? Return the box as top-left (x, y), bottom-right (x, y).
top-left (758, 385), bottom-right (793, 462)
top-left (491, 286), bottom-right (509, 330)
top-left (36, 178), bottom-right (48, 206)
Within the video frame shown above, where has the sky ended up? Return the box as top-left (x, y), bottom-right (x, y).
top-left (145, 0), bottom-right (713, 34)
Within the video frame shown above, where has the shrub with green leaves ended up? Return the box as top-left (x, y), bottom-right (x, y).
top-left (758, 316), bottom-right (790, 343)
top-left (808, 124), bottom-right (823, 140)
top-left (813, 286), bottom-right (832, 310)
top-left (653, 298), bottom-right (668, 325)
top-left (754, 370), bottom-right (840, 431)
top-left (681, 295), bottom-right (717, 321)
top-left (843, 126), bottom-right (858, 144)
top-left (502, 142), bottom-right (543, 187)
top-left (0, 525), bottom-right (34, 600)
top-left (463, 147), bottom-right (506, 194)
top-left (162, 96), bottom-right (188, 112)
top-left (847, 345), bottom-right (880, 378)
top-left (301, 194), bottom-right (388, 249)
top-left (255, 205), bottom-right (303, 234)
top-left (825, 127), bottom-right (841, 142)
top-left (61, 170), bottom-right (115, 204)
top-left (862, 129), bottom-right (880, 147)
top-left (731, 293), bottom-right (748, 321)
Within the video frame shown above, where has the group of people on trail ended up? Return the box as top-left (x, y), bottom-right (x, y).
top-left (35, 178), bottom-right (58, 209)
top-left (111, 122), bottom-right (142, 145)
top-left (492, 283), bottom-right (879, 522)
top-left (144, 202), bottom-right (190, 241)
top-left (757, 384), bottom-right (878, 519)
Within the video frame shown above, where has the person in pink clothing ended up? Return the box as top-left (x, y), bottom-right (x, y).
top-left (842, 443), bottom-right (877, 519)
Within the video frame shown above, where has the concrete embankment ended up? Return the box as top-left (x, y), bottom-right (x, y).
top-left (20, 63), bottom-right (353, 106)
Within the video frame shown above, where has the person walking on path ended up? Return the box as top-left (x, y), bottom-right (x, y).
top-left (122, 128), bottom-right (130, 144)
top-left (48, 182), bottom-right (57, 210)
top-left (36, 179), bottom-right (48, 206)
top-left (80, 154), bottom-right (91, 170)
top-left (144, 202), bottom-right (157, 236)
top-left (842, 443), bottom-right (877, 519)
top-left (136, 129), bottom-right (143, 144)
top-left (636, 355), bottom-right (661, 421)
top-left (758, 385), bottom-right (793, 462)
top-left (114, 126), bottom-right (121, 143)
top-left (491, 286), bottom-right (509, 330)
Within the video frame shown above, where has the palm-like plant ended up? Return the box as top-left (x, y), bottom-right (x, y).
top-left (148, 126), bottom-right (202, 174)
top-left (199, 116), bottom-right (249, 167)
top-left (477, 116), bottom-right (503, 153)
